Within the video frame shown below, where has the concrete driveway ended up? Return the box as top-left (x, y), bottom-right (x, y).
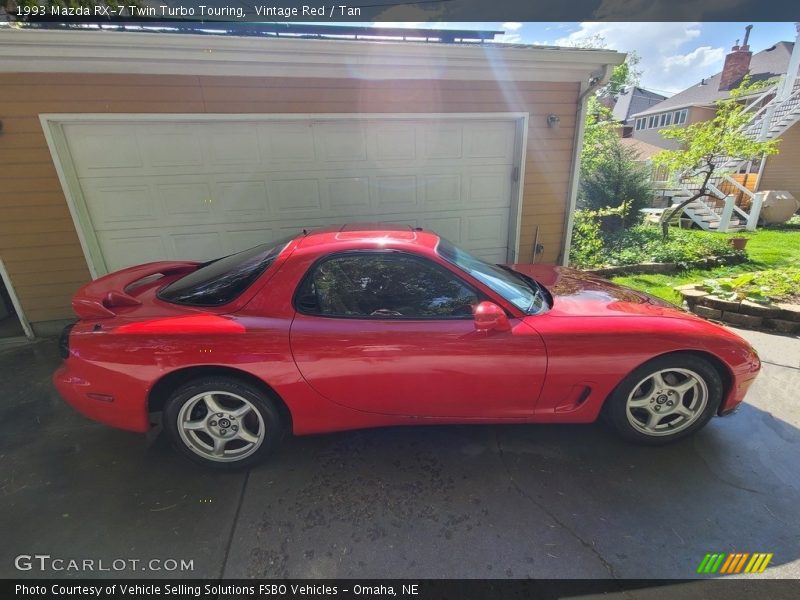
top-left (1, 327), bottom-right (798, 581)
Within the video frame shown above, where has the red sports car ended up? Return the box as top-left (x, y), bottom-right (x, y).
top-left (55, 224), bottom-right (761, 469)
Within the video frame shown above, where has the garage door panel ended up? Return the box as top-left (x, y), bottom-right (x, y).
top-left (259, 123), bottom-right (316, 162)
top-left (98, 233), bottom-right (167, 271)
top-left (372, 124), bottom-right (416, 161)
top-left (464, 122), bottom-right (516, 160)
top-left (158, 182), bottom-right (213, 217)
top-left (466, 214), bottom-right (508, 244)
top-left (215, 181), bottom-right (270, 218)
top-left (373, 175), bottom-right (418, 209)
top-left (82, 183), bottom-right (156, 228)
top-left (65, 125), bottom-right (142, 174)
top-left (469, 172), bottom-right (512, 205)
top-left (419, 216), bottom-right (461, 243)
top-left (327, 177), bottom-right (370, 211)
top-left (170, 231), bottom-right (224, 262)
top-left (139, 125), bottom-right (203, 168)
top-left (62, 116), bottom-right (521, 273)
top-left (225, 227), bottom-right (277, 254)
top-left (207, 126), bottom-right (261, 166)
top-left (420, 174), bottom-right (462, 208)
top-left (423, 124), bottom-right (463, 159)
top-left (271, 179), bottom-right (322, 214)
top-left (315, 123), bottom-right (368, 162)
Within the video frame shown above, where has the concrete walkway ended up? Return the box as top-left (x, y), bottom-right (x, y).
top-left (1, 327), bottom-right (798, 581)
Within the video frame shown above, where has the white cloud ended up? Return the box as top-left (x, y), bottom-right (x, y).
top-left (501, 22), bottom-right (523, 31)
top-left (663, 46), bottom-right (725, 70)
top-left (495, 33), bottom-right (522, 44)
top-left (548, 22), bottom-right (725, 94)
top-left (553, 22), bottom-right (701, 52)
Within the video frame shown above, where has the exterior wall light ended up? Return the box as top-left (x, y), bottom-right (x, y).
top-left (547, 114), bottom-right (561, 129)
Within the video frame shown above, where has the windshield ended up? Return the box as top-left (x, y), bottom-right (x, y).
top-left (436, 239), bottom-right (547, 314)
top-left (158, 236), bottom-right (293, 306)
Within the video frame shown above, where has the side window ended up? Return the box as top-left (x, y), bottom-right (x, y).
top-left (296, 253), bottom-right (479, 319)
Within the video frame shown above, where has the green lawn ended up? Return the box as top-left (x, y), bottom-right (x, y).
top-left (611, 226), bottom-right (800, 305)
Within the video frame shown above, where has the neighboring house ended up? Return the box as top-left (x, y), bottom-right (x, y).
top-left (0, 27), bottom-right (624, 338)
top-left (619, 138), bottom-right (665, 161)
top-left (609, 86), bottom-right (668, 137)
top-left (619, 138), bottom-right (673, 207)
top-left (631, 30), bottom-right (797, 151)
top-left (630, 24), bottom-right (800, 232)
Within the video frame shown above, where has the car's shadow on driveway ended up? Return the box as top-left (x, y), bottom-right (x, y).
top-left (226, 391), bottom-right (799, 579)
top-left (1, 341), bottom-right (798, 581)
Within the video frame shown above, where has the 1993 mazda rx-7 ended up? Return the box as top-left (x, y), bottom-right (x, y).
top-left (54, 224), bottom-right (761, 468)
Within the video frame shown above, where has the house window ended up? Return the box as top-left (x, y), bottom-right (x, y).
top-left (674, 109), bottom-right (688, 125)
top-left (635, 118), bottom-right (646, 131)
top-left (659, 113), bottom-right (669, 127)
top-left (648, 115), bottom-right (658, 128)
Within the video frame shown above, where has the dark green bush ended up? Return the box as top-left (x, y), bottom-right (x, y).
top-left (578, 141), bottom-right (653, 229)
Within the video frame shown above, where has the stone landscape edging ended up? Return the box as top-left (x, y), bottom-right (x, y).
top-left (676, 285), bottom-right (800, 334)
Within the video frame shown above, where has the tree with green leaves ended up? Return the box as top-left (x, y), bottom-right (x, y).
top-left (599, 52), bottom-right (642, 99)
top-left (576, 46), bottom-right (649, 227)
top-left (653, 78), bottom-right (781, 239)
top-left (579, 139), bottom-right (652, 229)
top-left (580, 95), bottom-right (621, 180)
top-left (576, 42), bottom-right (642, 181)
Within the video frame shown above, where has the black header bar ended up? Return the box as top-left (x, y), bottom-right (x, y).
top-left (5, 0), bottom-right (800, 24)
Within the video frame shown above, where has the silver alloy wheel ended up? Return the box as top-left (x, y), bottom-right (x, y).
top-left (177, 391), bottom-right (265, 462)
top-left (625, 368), bottom-right (708, 437)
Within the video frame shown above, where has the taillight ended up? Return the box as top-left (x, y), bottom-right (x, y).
top-left (59, 323), bottom-right (76, 359)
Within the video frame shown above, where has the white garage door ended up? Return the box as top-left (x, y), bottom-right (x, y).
top-left (59, 116), bottom-right (522, 274)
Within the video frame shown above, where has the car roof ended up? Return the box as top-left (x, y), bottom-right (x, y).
top-left (294, 223), bottom-right (441, 250)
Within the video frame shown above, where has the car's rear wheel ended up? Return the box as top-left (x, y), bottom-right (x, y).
top-left (605, 354), bottom-right (723, 444)
top-left (163, 377), bottom-right (283, 469)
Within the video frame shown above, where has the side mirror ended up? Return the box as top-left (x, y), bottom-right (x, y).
top-left (473, 301), bottom-right (510, 332)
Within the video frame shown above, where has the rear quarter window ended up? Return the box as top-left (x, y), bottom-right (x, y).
top-left (158, 237), bottom-right (292, 306)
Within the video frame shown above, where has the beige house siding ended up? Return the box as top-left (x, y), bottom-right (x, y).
top-left (759, 123), bottom-right (800, 201)
top-left (0, 73), bottom-right (579, 324)
top-left (632, 106), bottom-right (715, 150)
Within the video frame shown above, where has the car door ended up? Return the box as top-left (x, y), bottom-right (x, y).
top-left (289, 250), bottom-right (547, 419)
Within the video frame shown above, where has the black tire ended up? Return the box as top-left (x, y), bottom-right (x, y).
top-left (163, 377), bottom-right (284, 469)
top-left (604, 354), bottom-right (723, 445)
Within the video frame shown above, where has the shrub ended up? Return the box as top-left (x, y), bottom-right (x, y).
top-left (604, 226), bottom-right (743, 267)
top-left (570, 211), bottom-right (606, 269)
top-left (578, 140), bottom-right (653, 228)
top-left (569, 223), bottom-right (744, 269)
top-left (570, 204), bottom-right (631, 269)
top-left (702, 268), bottom-right (800, 304)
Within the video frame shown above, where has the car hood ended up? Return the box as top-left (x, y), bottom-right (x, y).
top-left (509, 264), bottom-right (695, 319)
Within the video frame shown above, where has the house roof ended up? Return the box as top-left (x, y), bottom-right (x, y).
top-left (0, 29), bottom-right (625, 82)
top-left (632, 41), bottom-right (796, 118)
top-left (611, 86), bottom-right (668, 123)
top-left (620, 137), bottom-right (666, 160)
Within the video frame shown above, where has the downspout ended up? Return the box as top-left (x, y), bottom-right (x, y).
top-left (559, 64), bottom-right (611, 266)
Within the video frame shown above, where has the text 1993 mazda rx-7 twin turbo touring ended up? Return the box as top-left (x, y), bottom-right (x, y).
top-left (54, 224), bottom-right (760, 469)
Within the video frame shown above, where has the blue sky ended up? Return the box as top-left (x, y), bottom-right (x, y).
top-left (370, 22), bottom-right (798, 95)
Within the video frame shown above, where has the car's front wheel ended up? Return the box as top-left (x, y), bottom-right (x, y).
top-left (163, 377), bottom-right (283, 469)
top-left (605, 354), bottom-right (723, 444)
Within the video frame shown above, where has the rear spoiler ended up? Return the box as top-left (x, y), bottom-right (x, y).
top-left (72, 261), bottom-right (199, 319)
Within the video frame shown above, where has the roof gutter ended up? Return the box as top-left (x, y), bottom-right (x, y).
top-left (0, 29), bottom-right (624, 82)
top-left (559, 63), bottom-right (615, 266)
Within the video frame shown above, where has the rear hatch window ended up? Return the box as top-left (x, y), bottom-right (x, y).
top-left (157, 237), bottom-right (292, 306)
